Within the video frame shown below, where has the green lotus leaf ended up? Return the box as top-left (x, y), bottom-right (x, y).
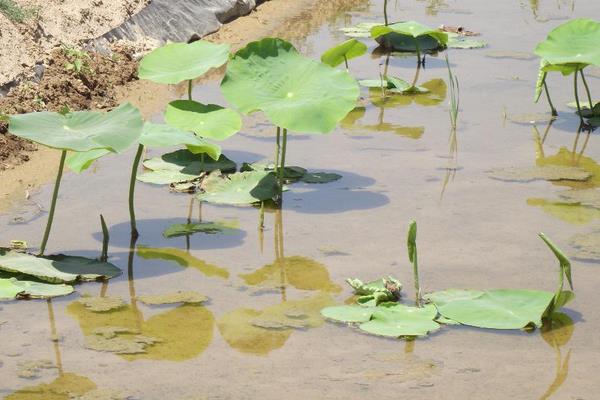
top-left (541, 62), bottom-right (579, 76)
top-left (221, 38), bottom-right (360, 133)
top-left (369, 79), bottom-right (447, 107)
top-left (358, 79), bottom-right (394, 89)
top-left (66, 148), bottom-right (111, 173)
top-left (241, 163), bottom-right (341, 184)
top-left (446, 33), bottom-right (487, 49)
top-left (358, 303), bottom-right (440, 337)
top-left (534, 59), bottom-right (549, 103)
top-left (140, 122), bottom-right (222, 159)
top-left (197, 170), bottom-right (279, 205)
top-left (0, 248), bottom-right (120, 284)
top-left (300, 172), bottom-right (342, 184)
top-left (424, 289), bottom-right (555, 329)
top-left (8, 102), bottom-right (143, 152)
top-left (377, 34), bottom-right (441, 52)
top-left (371, 21), bottom-right (448, 51)
top-left (0, 277), bottom-right (73, 300)
top-left (340, 23), bottom-right (380, 38)
top-left (566, 100), bottom-right (600, 109)
top-left (138, 149), bottom-right (236, 185)
top-left (162, 221), bottom-right (240, 238)
top-left (165, 100), bottom-right (241, 141)
top-left (320, 305), bottom-right (376, 323)
top-left (138, 40), bottom-right (230, 84)
top-left (320, 39), bottom-right (368, 67)
top-left (534, 18), bottom-right (600, 69)
top-left (360, 76), bottom-right (429, 94)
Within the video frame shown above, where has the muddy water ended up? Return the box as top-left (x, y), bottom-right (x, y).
top-left (2, 0), bottom-right (600, 398)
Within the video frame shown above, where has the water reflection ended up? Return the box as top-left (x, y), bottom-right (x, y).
top-left (218, 209), bottom-right (337, 355)
top-left (539, 313), bottom-right (574, 399)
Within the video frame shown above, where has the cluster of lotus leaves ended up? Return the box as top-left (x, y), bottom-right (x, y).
top-left (221, 38), bottom-right (360, 133)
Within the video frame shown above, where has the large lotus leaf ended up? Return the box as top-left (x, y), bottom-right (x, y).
top-left (424, 289), bottom-right (555, 329)
top-left (138, 149), bottom-right (235, 185)
top-left (221, 38), bottom-right (359, 133)
top-left (138, 40), bottom-right (230, 84)
top-left (321, 305), bottom-right (377, 323)
top-left (140, 122), bottom-right (222, 159)
top-left (137, 246), bottom-right (229, 279)
top-left (44, 254), bottom-right (121, 280)
top-left (163, 220), bottom-right (240, 238)
top-left (321, 39), bottom-right (368, 67)
top-left (8, 102), bottom-right (143, 152)
top-left (165, 100), bottom-right (241, 141)
top-left (534, 19), bottom-right (600, 68)
top-left (359, 303), bottom-right (440, 337)
top-left (197, 170), bottom-right (279, 205)
top-left (0, 277), bottom-right (73, 300)
top-left (371, 21), bottom-right (448, 47)
top-left (240, 256), bottom-right (342, 293)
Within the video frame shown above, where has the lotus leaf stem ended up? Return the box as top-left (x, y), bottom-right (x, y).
top-left (579, 69), bottom-right (594, 112)
top-left (573, 72), bottom-right (584, 125)
top-left (278, 128), bottom-right (288, 197)
top-left (129, 144), bottom-right (144, 239)
top-left (543, 81), bottom-right (558, 117)
top-left (39, 150), bottom-right (67, 256)
top-left (275, 126), bottom-right (281, 170)
top-left (344, 55), bottom-right (349, 71)
top-left (188, 80), bottom-right (193, 100)
top-left (259, 201), bottom-right (265, 230)
top-left (100, 214), bottom-right (109, 262)
top-left (407, 221), bottom-right (422, 307)
top-left (384, 0), bottom-right (388, 25)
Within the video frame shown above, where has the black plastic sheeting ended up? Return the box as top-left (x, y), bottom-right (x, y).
top-left (99, 0), bottom-right (265, 44)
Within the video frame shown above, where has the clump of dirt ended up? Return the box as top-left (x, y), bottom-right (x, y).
top-left (0, 42), bottom-right (140, 171)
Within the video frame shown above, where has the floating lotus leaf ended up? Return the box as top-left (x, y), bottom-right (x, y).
top-left (371, 21), bottom-right (448, 51)
top-left (537, 147), bottom-right (600, 189)
top-left (221, 38), bottom-right (359, 133)
top-left (300, 172), bottom-right (342, 184)
top-left (137, 291), bottom-right (208, 305)
top-left (446, 33), bottom-right (487, 49)
top-left (486, 51), bottom-right (536, 60)
top-left (197, 170), bottom-right (279, 205)
top-left (359, 304), bottom-right (440, 337)
top-left (77, 296), bottom-right (125, 312)
top-left (0, 248), bottom-right (120, 284)
top-left (240, 256), bottom-right (342, 293)
top-left (241, 163), bottom-right (341, 184)
top-left (559, 189), bottom-right (600, 208)
top-left (320, 39), bottom-right (368, 67)
top-left (566, 100), bottom-right (600, 110)
top-left (508, 113), bottom-right (556, 124)
top-left (138, 40), bottom-right (230, 84)
top-left (8, 102), bottom-right (143, 152)
top-left (424, 289), bottom-right (555, 329)
top-left (164, 100), bottom-right (241, 141)
top-left (368, 79), bottom-right (447, 107)
top-left (138, 149), bottom-right (236, 185)
top-left (321, 305), bottom-right (376, 323)
top-left (360, 76), bottom-right (429, 94)
top-left (488, 165), bottom-right (591, 182)
top-left (137, 246), bottom-right (229, 279)
top-left (527, 198), bottom-right (600, 225)
top-left (340, 23), bottom-right (380, 38)
top-left (0, 277), bottom-right (73, 300)
top-left (534, 19), bottom-right (600, 69)
top-left (163, 220), bottom-right (240, 238)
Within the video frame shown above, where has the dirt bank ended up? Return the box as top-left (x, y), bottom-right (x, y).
top-left (0, 0), bottom-right (367, 212)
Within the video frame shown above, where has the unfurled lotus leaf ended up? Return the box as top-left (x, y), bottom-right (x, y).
top-left (535, 19), bottom-right (600, 70)
top-left (0, 277), bottom-right (73, 300)
top-left (138, 149), bottom-right (236, 185)
top-left (8, 102), bottom-right (143, 152)
top-left (0, 248), bottom-right (120, 284)
top-left (197, 170), bottom-right (279, 205)
top-left (138, 40), bottom-right (230, 84)
top-left (321, 39), bottom-right (368, 67)
top-left (371, 21), bottom-right (448, 52)
top-left (165, 100), bottom-right (241, 141)
top-left (221, 38), bottom-right (359, 133)
top-left (66, 122), bottom-right (222, 173)
top-left (424, 289), bottom-right (555, 329)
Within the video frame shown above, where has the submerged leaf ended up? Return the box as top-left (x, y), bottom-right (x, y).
top-left (138, 40), bottom-right (230, 84)
top-left (77, 296), bottom-right (125, 312)
top-left (164, 100), bottom-right (241, 141)
top-left (8, 103), bottom-right (143, 152)
top-left (221, 38), bottom-right (359, 133)
top-left (425, 289), bottom-right (555, 329)
top-left (0, 278), bottom-right (73, 300)
top-left (137, 291), bottom-right (208, 305)
top-left (487, 166), bottom-right (591, 182)
top-left (197, 170), bottom-right (279, 205)
top-left (321, 39), bottom-right (368, 67)
top-left (569, 231), bottom-right (600, 260)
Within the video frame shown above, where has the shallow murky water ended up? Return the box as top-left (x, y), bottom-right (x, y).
top-left (2, 0), bottom-right (600, 399)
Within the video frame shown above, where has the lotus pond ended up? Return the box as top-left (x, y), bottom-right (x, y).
top-left (1, 0), bottom-right (600, 398)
